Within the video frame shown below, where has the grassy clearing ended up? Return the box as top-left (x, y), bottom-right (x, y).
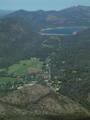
top-left (8, 58), bottom-right (43, 76)
top-left (0, 58), bottom-right (44, 91)
top-left (0, 77), bottom-right (16, 83)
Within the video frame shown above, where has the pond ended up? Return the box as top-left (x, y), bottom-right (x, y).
top-left (40, 26), bottom-right (88, 36)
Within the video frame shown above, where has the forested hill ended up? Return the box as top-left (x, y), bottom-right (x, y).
top-left (0, 5), bottom-right (90, 68)
top-left (0, 13), bottom-right (43, 68)
top-left (50, 28), bottom-right (90, 110)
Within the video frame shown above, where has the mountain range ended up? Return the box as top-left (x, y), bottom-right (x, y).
top-left (0, 5), bottom-right (90, 67)
top-left (2, 5), bottom-right (90, 30)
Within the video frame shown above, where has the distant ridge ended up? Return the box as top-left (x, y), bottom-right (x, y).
top-left (0, 5), bottom-right (90, 67)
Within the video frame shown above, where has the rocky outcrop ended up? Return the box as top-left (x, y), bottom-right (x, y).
top-left (0, 84), bottom-right (90, 119)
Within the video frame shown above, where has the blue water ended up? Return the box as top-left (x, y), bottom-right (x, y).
top-left (40, 27), bottom-right (87, 36)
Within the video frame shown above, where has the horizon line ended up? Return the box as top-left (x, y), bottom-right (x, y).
top-left (0, 5), bottom-right (90, 12)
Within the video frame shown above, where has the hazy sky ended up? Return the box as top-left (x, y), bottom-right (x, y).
top-left (0, 0), bottom-right (90, 10)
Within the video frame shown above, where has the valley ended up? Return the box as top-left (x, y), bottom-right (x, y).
top-left (0, 5), bottom-right (90, 120)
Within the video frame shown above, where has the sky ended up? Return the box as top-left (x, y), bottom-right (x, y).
top-left (0, 0), bottom-right (90, 11)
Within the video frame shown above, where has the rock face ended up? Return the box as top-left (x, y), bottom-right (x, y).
top-left (0, 84), bottom-right (90, 120)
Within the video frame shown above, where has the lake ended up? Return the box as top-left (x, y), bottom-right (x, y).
top-left (40, 26), bottom-right (88, 36)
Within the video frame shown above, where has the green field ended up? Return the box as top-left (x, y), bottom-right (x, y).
top-left (0, 58), bottom-right (43, 76)
top-left (0, 77), bottom-right (16, 83)
top-left (0, 58), bottom-right (44, 91)
top-left (8, 58), bottom-right (43, 76)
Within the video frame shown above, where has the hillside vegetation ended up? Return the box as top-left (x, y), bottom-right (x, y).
top-left (49, 29), bottom-right (90, 110)
top-left (0, 84), bottom-right (89, 120)
top-left (0, 6), bottom-right (90, 68)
